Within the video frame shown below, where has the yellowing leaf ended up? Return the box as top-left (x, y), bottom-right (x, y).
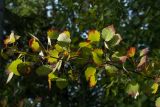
top-left (55, 44), bottom-right (64, 52)
top-left (140, 48), bottom-right (149, 57)
top-left (102, 25), bottom-right (115, 41)
top-left (88, 30), bottom-right (100, 42)
top-left (47, 29), bottom-right (59, 39)
top-left (79, 42), bottom-right (91, 48)
top-left (85, 67), bottom-right (96, 81)
top-left (29, 38), bottom-right (40, 52)
top-left (57, 31), bottom-right (71, 43)
top-left (127, 47), bottom-right (136, 57)
top-left (126, 83), bottom-right (139, 99)
top-left (137, 56), bottom-right (147, 68)
top-left (92, 49), bottom-right (103, 65)
top-left (48, 73), bottom-right (58, 90)
top-left (89, 76), bottom-right (97, 87)
top-left (7, 59), bottom-right (22, 76)
top-left (155, 97), bottom-right (160, 107)
top-left (151, 83), bottom-right (159, 94)
top-left (4, 32), bottom-right (20, 46)
top-left (85, 67), bottom-right (97, 87)
top-left (47, 49), bottom-right (59, 63)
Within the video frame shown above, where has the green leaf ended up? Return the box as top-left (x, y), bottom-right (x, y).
top-left (155, 97), bottom-right (160, 107)
top-left (92, 49), bottom-right (103, 65)
top-left (7, 59), bottom-right (22, 76)
top-left (105, 65), bottom-right (118, 74)
top-left (48, 73), bottom-right (58, 80)
top-left (17, 62), bottom-right (31, 75)
top-left (88, 30), bottom-right (100, 42)
top-left (56, 78), bottom-right (68, 90)
top-left (102, 25), bottom-right (115, 41)
top-left (36, 65), bottom-right (52, 76)
top-left (126, 83), bottom-right (139, 99)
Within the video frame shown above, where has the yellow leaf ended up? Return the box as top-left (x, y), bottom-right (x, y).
top-left (151, 83), bottom-right (159, 94)
top-left (85, 67), bottom-right (96, 81)
top-left (79, 42), bottom-right (91, 48)
top-left (47, 29), bottom-right (59, 39)
top-left (155, 97), bottom-right (160, 107)
top-left (4, 32), bottom-right (20, 46)
top-left (85, 67), bottom-right (97, 87)
top-left (47, 49), bottom-right (59, 63)
top-left (29, 38), bottom-right (40, 52)
top-left (48, 73), bottom-right (58, 90)
top-left (89, 76), bottom-right (97, 87)
top-left (92, 49), bottom-right (103, 65)
top-left (55, 44), bottom-right (64, 52)
top-left (88, 30), bottom-right (100, 42)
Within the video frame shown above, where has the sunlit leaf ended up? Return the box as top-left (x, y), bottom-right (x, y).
top-left (57, 31), bottom-right (71, 43)
top-left (102, 25), bottom-right (115, 41)
top-left (127, 47), bottom-right (136, 57)
top-left (29, 38), bottom-right (40, 52)
top-left (88, 30), bottom-right (100, 42)
top-left (151, 82), bottom-right (159, 94)
top-left (126, 83), bottom-right (139, 99)
top-left (92, 49), bottom-right (103, 65)
top-left (6, 72), bottom-right (14, 84)
top-left (155, 97), bottom-right (160, 107)
top-left (36, 65), bottom-right (52, 76)
top-left (7, 59), bottom-right (22, 76)
top-left (39, 51), bottom-right (44, 59)
top-left (56, 78), bottom-right (68, 90)
top-left (47, 36), bottom-right (51, 46)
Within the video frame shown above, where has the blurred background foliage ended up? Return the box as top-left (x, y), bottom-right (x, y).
top-left (1, 0), bottom-right (160, 107)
